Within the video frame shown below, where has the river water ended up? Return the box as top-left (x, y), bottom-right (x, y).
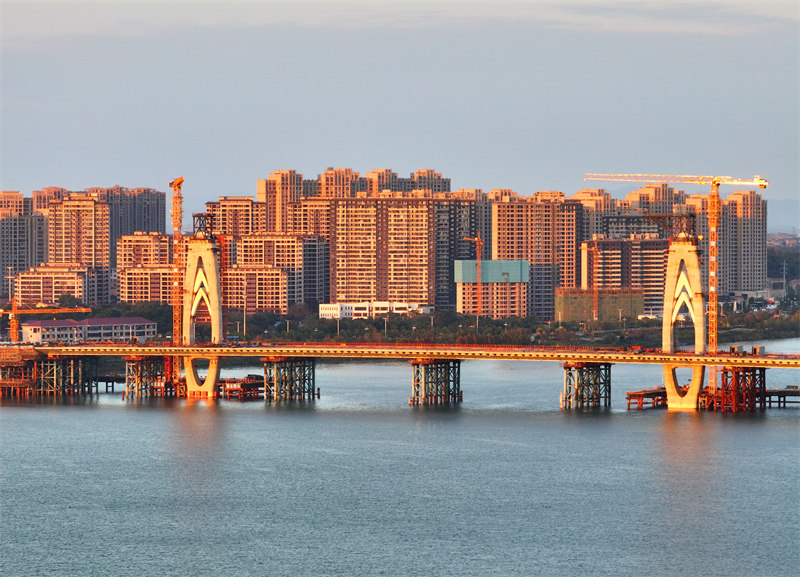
top-left (1, 338), bottom-right (798, 576)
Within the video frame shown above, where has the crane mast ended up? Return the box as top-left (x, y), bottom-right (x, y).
top-left (170, 177), bottom-right (184, 382)
top-left (580, 244), bottom-right (600, 322)
top-left (463, 232), bottom-right (484, 318)
top-left (584, 172), bottom-right (768, 355)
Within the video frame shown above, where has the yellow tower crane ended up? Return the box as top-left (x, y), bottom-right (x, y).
top-left (584, 173), bottom-right (768, 354)
top-left (0, 295), bottom-right (91, 343)
top-left (169, 177), bottom-right (184, 383)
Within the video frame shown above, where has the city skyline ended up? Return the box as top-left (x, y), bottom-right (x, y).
top-left (2, 181), bottom-right (771, 324)
top-left (2, 2), bottom-right (797, 232)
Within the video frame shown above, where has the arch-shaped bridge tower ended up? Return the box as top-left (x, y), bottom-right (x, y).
top-left (661, 235), bottom-right (706, 410)
top-left (182, 217), bottom-right (223, 398)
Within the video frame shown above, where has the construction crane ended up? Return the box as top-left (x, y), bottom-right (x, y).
top-left (0, 295), bottom-right (90, 343)
top-left (169, 177), bottom-right (184, 382)
top-left (584, 173), bottom-right (768, 354)
top-left (463, 232), bottom-right (484, 318)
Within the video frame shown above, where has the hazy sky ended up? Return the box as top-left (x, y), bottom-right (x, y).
top-left (2, 1), bottom-right (798, 230)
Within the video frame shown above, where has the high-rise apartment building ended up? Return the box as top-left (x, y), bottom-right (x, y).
top-left (626, 184), bottom-right (685, 214)
top-left (257, 170), bottom-right (302, 232)
top-left (581, 234), bottom-right (668, 315)
top-left (15, 265), bottom-right (106, 307)
top-left (116, 232), bottom-right (173, 305)
top-left (222, 266), bottom-right (290, 315)
top-left (571, 189), bottom-right (612, 240)
top-left (0, 192), bottom-right (48, 300)
top-left (287, 197), bottom-right (332, 239)
top-left (48, 193), bottom-right (111, 268)
top-left (117, 232), bottom-right (171, 268)
top-left (233, 233), bottom-right (327, 308)
top-left (205, 196), bottom-right (267, 237)
top-left (726, 190), bottom-right (767, 293)
top-left (491, 190), bottom-right (583, 320)
top-left (431, 190), bottom-right (482, 310)
top-left (318, 168), bottom-right (359, 198)
top-left (32, 187), bottom-right (70, 213)
top-left (84, 186), bottom-right (166, 264)
top-left (684, 190), bottom-right (767, 299)
top-left (118, 266), bottom-right (173, 304)
top-left (329, 195), bottom-right (436, 305)
top-left (0, 191), bottom-right (26, 217)
top-left (26, 192), bottom-right (114, 305)
top-left (33, 185), bottom-right (165, 266)
top-left (363, 169), bottom-right (401, 196)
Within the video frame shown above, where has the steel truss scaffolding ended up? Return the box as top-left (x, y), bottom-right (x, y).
top-left (701, 366), bottom-right (766, 412)
top-left (561, 362), bottom-right (612, 409)
top-left (263, 357), bottom-right (316, 402)
top-left (124, 356), bottom-right (165, 399)
top-left (38, 357), bottom-right (97, 395)
top-left (409, 358), bottom-right (462, 405)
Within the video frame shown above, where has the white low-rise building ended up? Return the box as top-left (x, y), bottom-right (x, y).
top-left (319, 302), bottom-right (433, 319)
top-left (21, 316), bottom-right (158, 344)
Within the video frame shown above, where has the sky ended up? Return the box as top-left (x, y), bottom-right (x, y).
top-left (1, 1), bottom-right (798, 231)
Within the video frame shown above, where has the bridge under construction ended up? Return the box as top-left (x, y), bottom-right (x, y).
top-left (2, 174), bottom-right (798, 411)
top-left (1, 341), bottom-right (798, 410)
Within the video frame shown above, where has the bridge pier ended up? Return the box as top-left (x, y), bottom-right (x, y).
top-left (409, 359), bottom-right (462, 406)
top-left (124, 356), bottom-right (165, 399)
top-left (263, 357), bottom-right (317, 402)
top-left (0, 363), bottom-right (37, 398)
top-left (560, 362), bottom-right (611, 409)
top-left (663, 365), bottom-right (705, 410)
top-left (38, 357), bottom-right (95, 396)
top-left (700, 366), bottom-right (767, 412)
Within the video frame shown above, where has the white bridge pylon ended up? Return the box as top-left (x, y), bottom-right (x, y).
top-left (661, 237), bottom-right (706, 410)
top-left (182, 233), bottom-right (223, 397)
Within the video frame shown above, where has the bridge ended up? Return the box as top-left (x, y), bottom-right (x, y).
top-left (32, 342), bottom-right (800, 369)
top-left (8, 342), bottom-right (795, 410)
top-left (2, 208), bottom-right (799, 410)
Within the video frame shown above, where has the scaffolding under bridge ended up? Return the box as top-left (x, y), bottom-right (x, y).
top-left (409, 358), bottom-right (462, 406)
top-left (560, 362), bottom-right (612, 409)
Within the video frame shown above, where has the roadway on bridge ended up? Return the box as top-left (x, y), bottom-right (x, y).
top-left (31, 343), bottom-right (800, 369)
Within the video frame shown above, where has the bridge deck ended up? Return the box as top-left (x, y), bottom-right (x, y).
top-left (23, 343), bottom-right (800, 369)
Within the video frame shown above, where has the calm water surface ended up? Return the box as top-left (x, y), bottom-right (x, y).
top-left (1, 338), bottom-right (798, 576)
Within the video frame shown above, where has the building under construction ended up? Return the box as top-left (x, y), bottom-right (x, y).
top-left (555, 288), bottom-right (643, 323)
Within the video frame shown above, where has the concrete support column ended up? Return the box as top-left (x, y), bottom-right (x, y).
top-left (182, 235), bottom-right (223, 398)
top-left (661, 238), bottom-right (706, 410)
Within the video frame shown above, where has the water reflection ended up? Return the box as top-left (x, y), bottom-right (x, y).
top-left (0, 393), bottom-right (101, 407)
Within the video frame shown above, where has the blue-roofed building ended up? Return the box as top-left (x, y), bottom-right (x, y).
top-left (454, 259), bottom-right (529, 319)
